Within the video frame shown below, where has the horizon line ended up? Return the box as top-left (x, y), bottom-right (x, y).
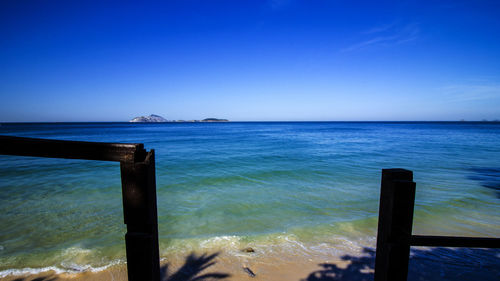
top-left (1, 120), bottom-right (499, 124)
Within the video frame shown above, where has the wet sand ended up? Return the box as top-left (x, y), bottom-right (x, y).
top-left (0, 260), bottom-right (345, 281)
top-left (2, 246), bottom-right (499, 281)
top-left (0, 250), bottom-right (361, 281)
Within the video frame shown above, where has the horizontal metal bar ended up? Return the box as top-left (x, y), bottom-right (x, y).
top-left (410, 235), bottom-right (500, 248)
top-left (0, 135), bottom-right (146, 163)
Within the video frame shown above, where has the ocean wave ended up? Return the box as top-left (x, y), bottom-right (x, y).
top-left (0, 232), bottom-right (375, 278)
top-left (0, 260), bottom-right (122, 278)
top-left (160, 231), bottom-right (374, 259)
top-left (0, 245), bottom-right (124, 278)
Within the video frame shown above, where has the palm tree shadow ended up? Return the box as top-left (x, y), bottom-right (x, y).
top-left (301, 247), bottom-right (375, 281)
top-left (301, 247), bottom-right (500, 281)
top-left (161, 252), bottom-right (230, 281)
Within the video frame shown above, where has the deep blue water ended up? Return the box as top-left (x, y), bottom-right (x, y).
top-left (0, 122), bottom-right (499, 275)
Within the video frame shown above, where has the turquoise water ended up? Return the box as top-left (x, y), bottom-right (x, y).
top-left (0, 122), bottom-right (499, 275)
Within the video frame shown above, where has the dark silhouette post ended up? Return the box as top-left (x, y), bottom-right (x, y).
top-left (0, 135), bottom-right (161, 281)
top-left (121, 150), bottom-right (160, 281)
top-left (374, 169), bottom-right (416, 281)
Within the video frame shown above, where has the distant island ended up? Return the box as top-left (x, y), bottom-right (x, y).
top-left (201, 118), bottom-right (229, 122)
top-left (129, 114), bottom-right (229, 123)
top-left (129, 114), bottom-right (168, 122)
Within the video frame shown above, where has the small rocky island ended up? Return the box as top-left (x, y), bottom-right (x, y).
top-left (201, 118), bottom-right (229, 122)
top-left (129, 114), bottom-right (229, 122)
top-left (129, 114), bottom-right (168, 122)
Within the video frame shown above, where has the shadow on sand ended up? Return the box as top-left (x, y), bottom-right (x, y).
top-left (301, 248), bottom-right (375, 281)
top-left (10, 252), bottom-right (229, 281)
top-left (10, 248), bottom-right (499, 281)
top-left (161, 252), bottom-right (230, 281)
top-left (302, 247), bottom-right (500, 281)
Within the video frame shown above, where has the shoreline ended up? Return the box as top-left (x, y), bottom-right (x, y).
top-left (0, 230), bottom-right (379, 279)
top-left (2, 246), bottom-right (499, 281)
top-left (0, 236), bottom-right (375, 280)
top-left (0, 249), bottom-right (363, 281)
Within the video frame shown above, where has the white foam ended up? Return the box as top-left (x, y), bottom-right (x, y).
top-left (0, 260), bottom-right (123, 277)
top-left (199, 235), bottom-right (241, 249)
top-left (0, 266), bottom-right (66, 278)
top-left (0, 234), bottom-right (374, 278)
top-left (60, 246), bottom-right (92, 256)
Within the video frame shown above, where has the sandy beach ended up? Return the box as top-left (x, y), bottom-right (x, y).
top-left (0, 255), bottom-right (349, 281)
top-left (2, 246), bottom-right (499, 281)
top-left (0, 248), bottom-right (368, 281)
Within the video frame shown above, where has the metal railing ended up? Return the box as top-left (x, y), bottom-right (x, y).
top-left (0, 135), bottom-right (160, 281)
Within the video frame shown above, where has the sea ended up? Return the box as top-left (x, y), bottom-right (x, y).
top-left (0, 122), bottom-right (499, 278)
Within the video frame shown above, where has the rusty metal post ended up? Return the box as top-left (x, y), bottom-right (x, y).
top-left (120, 150), bottom-right (160, 281)
top-left (374, 169), bottom-right (416, 281)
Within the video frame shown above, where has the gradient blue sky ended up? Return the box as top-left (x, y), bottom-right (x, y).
top-left (1, 0), bottom-right (500, 121)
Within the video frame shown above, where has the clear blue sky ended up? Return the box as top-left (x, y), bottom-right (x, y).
top-left (1, 0), bottom-right (499, 121)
